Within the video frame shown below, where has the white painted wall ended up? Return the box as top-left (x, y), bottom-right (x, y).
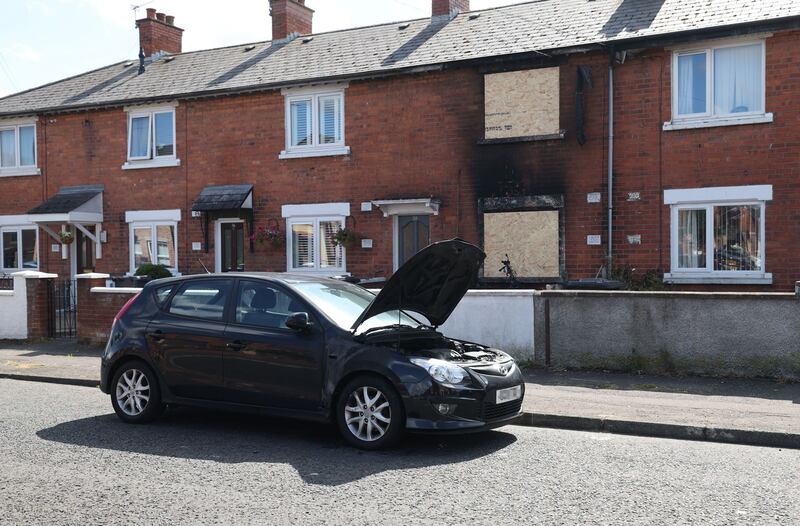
top-left (440, 290), bottom-right (535, 361)
top-left (0, 276), bottom-right (28, 339)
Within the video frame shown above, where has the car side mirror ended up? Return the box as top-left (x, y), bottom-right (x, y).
top-left (285, 312), bottom-right (314, 332)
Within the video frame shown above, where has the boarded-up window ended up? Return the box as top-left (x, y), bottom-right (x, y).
top-left (483, 211), bottom-right (559, 278)
top-left (484, 68), bottom-right (560, 140)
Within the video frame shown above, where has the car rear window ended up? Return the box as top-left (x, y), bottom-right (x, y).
top-left (168, 280), bottom-right (231, 321)
top-left (154, 285), bottom-right (174, 307)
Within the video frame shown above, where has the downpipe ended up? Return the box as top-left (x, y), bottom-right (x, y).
top-left (607, 55), bottom-right (614, 274)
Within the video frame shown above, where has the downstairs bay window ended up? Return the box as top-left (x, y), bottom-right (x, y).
top-left (125, 210), bottom-right (181, 275)
top-left (664, 185), bottom-right (772, 284)
top-left (282, 203), bottom-right (349, 274)
top-left (0, 226), bottom-right (38, 271)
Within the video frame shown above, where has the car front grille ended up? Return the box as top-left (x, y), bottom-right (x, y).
top-left (483, 398), bottom-right (523, 421)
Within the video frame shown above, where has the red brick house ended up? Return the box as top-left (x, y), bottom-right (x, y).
top-left (0, 0), bottom-right (799, 290)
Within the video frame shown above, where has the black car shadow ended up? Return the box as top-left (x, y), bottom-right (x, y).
top-left (37, 407), bottom-right (517, 486)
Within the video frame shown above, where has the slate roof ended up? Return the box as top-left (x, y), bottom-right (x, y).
top-left (192, 185), bottom-right (254, 211)
top-left (1, 0), bottom-right (799, 117)
top-left (27, 185), bottom-right (104, 215)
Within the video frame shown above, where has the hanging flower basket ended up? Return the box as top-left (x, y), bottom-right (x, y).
top-left (58, 231), bottom-right (75, 245)
top-left (332, 227), bottom-right (360, 248)
top-left (251, 222), bottom-right (284, 249)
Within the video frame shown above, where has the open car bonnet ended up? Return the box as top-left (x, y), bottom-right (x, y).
top-left (351, 239), bottom-right (486, 331)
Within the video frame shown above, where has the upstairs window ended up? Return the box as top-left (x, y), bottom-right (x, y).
top-left (123, 104), bottom-right (180, 169)
top-left (0, 122), bottom-right (37, 177)
top-left (668, 40), bottom-right (770, 130)
top-left (280, 86), bottom-right (349, 159)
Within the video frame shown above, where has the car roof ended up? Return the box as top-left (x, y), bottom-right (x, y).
top-left (147, 272), bottom-right (343, 287)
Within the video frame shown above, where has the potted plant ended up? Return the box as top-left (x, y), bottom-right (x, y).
top-left (134, 263), bottom-right (173, 281)
top-left (58, 231), bottom-right (74, 245)
top-left (332, 227), bottom-right (360, 248)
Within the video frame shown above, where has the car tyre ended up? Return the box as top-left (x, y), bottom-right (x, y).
top-left (110, 360), bottom-right (164, 424)
top-left (336, 375), bottom-right (405, 450)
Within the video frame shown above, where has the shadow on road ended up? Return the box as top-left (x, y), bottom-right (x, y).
top-left (37, 407), bottom-right (517, 486)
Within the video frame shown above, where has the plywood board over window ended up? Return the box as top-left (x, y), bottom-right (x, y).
top-left (484, 68), bottom-right (560, 140)
top-left (483, 211), bottom-right (559, 278)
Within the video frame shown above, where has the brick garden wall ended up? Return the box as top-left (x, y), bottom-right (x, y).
top-left (76, 278), bottom-right (138, 345)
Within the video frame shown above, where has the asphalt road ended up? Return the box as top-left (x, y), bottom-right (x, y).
top-left (1, 379), bottom-right (798, 525)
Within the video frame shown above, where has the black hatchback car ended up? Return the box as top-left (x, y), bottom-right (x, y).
top-left (101, 239), bottom-right (525, 449)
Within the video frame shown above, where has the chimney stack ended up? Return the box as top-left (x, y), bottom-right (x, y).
top-left (432, 0), bottom-right (470, 18)
top-left (269, 0), bottom-right (314, 44)
top-left (136, 9), bottom-right (184, 57)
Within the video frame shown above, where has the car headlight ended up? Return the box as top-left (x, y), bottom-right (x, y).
top-left (409, 357), bottom-right (470, 385)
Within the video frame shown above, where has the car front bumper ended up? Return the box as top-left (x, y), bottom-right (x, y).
top-left (401, 366), bottom-right (525, 433)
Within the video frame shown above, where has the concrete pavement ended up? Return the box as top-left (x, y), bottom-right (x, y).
top-left (1, 341), bottom-right (798, 448)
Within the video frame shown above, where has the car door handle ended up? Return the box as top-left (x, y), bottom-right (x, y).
top-left (226, 340), bottom-right (246, 351)
top-left (147, 330), bottom-right (165, 343)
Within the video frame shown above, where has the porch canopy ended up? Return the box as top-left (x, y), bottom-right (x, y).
top-left (26, 185), bottom-right (105, 259)
top-left (191, 184), bottom-right (254, 252)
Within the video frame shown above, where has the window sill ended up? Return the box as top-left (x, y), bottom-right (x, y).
top-left (663, 113), bottom-right (774, 131)
top-left (279, 146), bottom-right (350, 160)
top-left (121, 158), bottom-right (181, 170)
top-left (477, 130), bottom-right (566, 145)
top-left (664, 272), bottom-right (773, 285)
top-left (0, 167), bottom-right (40, 177)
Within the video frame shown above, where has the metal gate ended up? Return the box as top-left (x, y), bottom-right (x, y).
top-left (47, 279), bottom-right (77, 338)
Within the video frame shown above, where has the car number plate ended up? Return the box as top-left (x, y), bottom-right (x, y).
top-left (495, 385), bottom-right (522, 404)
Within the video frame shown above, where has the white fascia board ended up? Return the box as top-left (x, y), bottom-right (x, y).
top-left (282, 202), bottom-right (350, 218)
top-left (0, 116), bottom-right (38, 126)
top-left (125, 209), bottom-right (182, 223)
top-left (372, 198), bottom-right (440, 217)
top-left (0, 215), bottom-right (33, 226)
top-left (280, 82), bottom-right (349, 96)
top-left (68, 212), bottom-right (104, 223)
top-left (664, 185), bottom-right (773, 205)
top-left (123, 101), bottom-right (178, 113)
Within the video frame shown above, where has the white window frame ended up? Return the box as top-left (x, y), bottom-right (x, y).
top-left (0, 225), bottom-right (39, 271)
top-left (282, 202), bottom-right (350, 275)
top-left (665, 39), bottom-right (772, 131)
top-left (0, 118), bottom-right (40, 177)
top-left (122, 103), bottom-right (181, 170)
top-left (664, 185), bottom-right (772, 284)
top-left (280, 85), bottom-right (350, 159)
top-left (126, 209), bottom-right (181, 275)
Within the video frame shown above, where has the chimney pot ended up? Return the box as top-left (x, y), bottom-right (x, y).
top-left (432, 0), bottom-right (470, 18)
top-left (137, 10), bottom-right (184, 57)
top-left (269, 0), bottom-right (314, 43)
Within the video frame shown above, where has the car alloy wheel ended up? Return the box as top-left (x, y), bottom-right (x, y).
top-left (337, 375), bottom-right (404, 449)
top-left (115, 368), bottom-right (151, 417)
top-left (110, 360), bottom-right (164, 424)
top-left (344, 386), bottom-right (392, 442)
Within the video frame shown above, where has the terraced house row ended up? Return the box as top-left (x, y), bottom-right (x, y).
top-left (1, 0), bottom-right (799, 290)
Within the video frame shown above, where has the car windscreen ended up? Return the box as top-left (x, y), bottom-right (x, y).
top-left (291, 280), bottom-right (422, 333)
